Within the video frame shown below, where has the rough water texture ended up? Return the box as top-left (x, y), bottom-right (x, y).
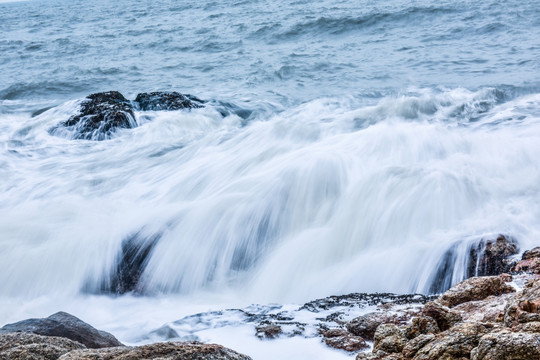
top-left (1, 0), bottom-right (540, 359)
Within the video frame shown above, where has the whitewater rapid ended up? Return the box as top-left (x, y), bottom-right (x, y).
top-left (1, 87), bottom-right (539, 302)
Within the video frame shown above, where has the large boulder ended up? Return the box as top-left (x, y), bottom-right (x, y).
top-left (373, 324), bottom-right (405, 354)
top-left (438, 274), bottom-right (515, 308)
top-left (135, 92), bottom-right (204, 111)
top-left (514, 246), bottom-right (540, 274)
top-left (0, 332), bottom-right (85, 360)
top-left (347, 311), bottom-right (416, 341)
top-left (470, 330), bottom-right (540, 360)
top-left (0, 312), bottom-right (122, 349)
top-left (58, 341), bottom-right (252, 360)
top-left (52, 91), bottom-right (136, 140)
top-left (421, 302), bottom-right (462, 331)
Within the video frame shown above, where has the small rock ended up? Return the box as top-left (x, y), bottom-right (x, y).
top-left (401, 334), bottom-right (435, 358)
top-left (255, 324), bottom-right (282, 339)
top-left (0, 312), bottom-right (123, 349)
top-left (438, 275), bottom-right (515, 308)
top-left (347, 311), bottom-right (415, 341)
top-left (135, 92), bottom-right (204, 111)
top-left (373, 324), bottom-right (405, 354)
top-left (403, 316), bottom-right (439, 339)
top-left (421, 302), bottom-right (462, 331)
top-left (324, 334), bottom-right (369, 352)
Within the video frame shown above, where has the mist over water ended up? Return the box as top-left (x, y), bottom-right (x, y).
top-left (1, 0), bottom-right (540, 358)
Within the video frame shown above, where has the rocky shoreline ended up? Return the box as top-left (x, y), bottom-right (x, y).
top-left (1, 243), bottom-right (540, 359)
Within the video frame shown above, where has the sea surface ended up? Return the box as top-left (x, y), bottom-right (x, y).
top-left (1, 0), bottom-right (539, 358)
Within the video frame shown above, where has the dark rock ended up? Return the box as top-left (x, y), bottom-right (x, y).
top-left (58, 341), bottom-right (252, 360)
top-left (148, 325), bottom-right (181, 340)
top-left (429, 235), bottom-right (518, 294)
top-left (255, 324), bottom-right (282, 339)
top-left (301, 293), bottom-right (434, 313)
top-left (467, 235), bottom-right (519, 278)
top-left (347, 311), bottom-right (418, 341)
top-left (323, 329), bottom-right (369, 352)
top-left (438, 274), bottom-right (515, 308)
top-left (51, 91), bottom-right (136, 141)
top-left (0, 332), bottom-right (85, 360)
top-left (421, 302), bottom-right (462, 331)
top-left (0, 312), bottom-right (122, 349)
top-left (470, 330), bottom-right (540, 360)
top-left (135, 92), bottom-right (204, 111)
top-left (102, 232), bottom-right (160, 294)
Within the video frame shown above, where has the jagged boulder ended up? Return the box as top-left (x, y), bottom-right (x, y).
top-left (135, 92), bottom-right (204, 111)
top-left (0, 312), bottom-right (122, 349)
top-left (52, 91), bottom-right (136, 140)
top-left (504, 279), bottom-right (540, 327)
top-left (347, 311), bottom-right (416, 341)
top-left (514, 246), bottom-right (540, 274)
top-left (467, 235), bottom-right (518, 277)
top-left (58, 341), bottom-right (252, 360)
top-left (0, 332), bottom-right (85, 360)
top-left (403, 316), bottom-right (439, 339)
top-left (421, 302), bottom-right (462, 331)
top-left (438, 274), bottom-right (515, 308)
top-left (373, 324), bottom-right (405, 354)
top-left (470, 330), bottom-right (540, 360)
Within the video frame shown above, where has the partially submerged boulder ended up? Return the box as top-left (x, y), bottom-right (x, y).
top-left (323, 329), bottom-right (369, 352)
top-left (0, 312), bottom-right (122, 349)
top-left (467, 235), bottom-right (519, 277)
top-left (135, 92), bottom-right (204, 111)
top-left (52, 91), bottom-right (136, 141)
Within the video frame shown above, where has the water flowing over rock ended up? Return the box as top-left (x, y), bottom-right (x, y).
top-left (467, 235), bottom-right (519, 277)
top-left (50, 91), bottom-right (136, 141)
top-left (135, 92), bottom-right (205, 111)
top-left (0, 312), bottom-right (122, 349)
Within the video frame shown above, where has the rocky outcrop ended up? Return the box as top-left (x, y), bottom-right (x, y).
top-left (467, 235), bottom-right (519, 277)
top-left (52, 91), bottom-right (136, 141)
top-left (58, 342), bottom-right (251, 360)
top-left (438, 274), bottom-right (515, 308)
top-left (0, 332), bottom-right (85, 360)
top-left (347, 311), bottom-right (419, 341)
top-left (470, 330), bottom-right (540, 360)
top-left (504, 278), bottom-right (540, 327)
top-left (322, 329), bottom-right (369, 352)
top-left (0, 312), bottom-right (122, 349)
top-left (135, 92), bottom-right (204, 111)
top-left (514, 246), bottom-right (540, 274)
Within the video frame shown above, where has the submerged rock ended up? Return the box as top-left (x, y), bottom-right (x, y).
top-left (0, 332), bottom-right (85, 360)
top-left (100, 232), bottom-right (161, 295)
top-left (58, 341), bottom-right (252, 360)
top-left (135, 92), bottom-right (204, 111)
top-left (0, 312), bottom-right (122, 349)
top-left (51, 91), bottom-right (136, 141)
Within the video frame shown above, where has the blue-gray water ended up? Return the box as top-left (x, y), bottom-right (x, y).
top-left (1, 1), bottom-right (540, 358)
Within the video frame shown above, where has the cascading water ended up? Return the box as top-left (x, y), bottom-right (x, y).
top-left (2, 88), bottom-right (539, 304)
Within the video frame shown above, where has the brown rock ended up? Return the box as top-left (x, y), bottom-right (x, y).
top-left (504, 279), bottom-right (540, 326)
top-left (403, 316), bottom-right (439, 339)
top-left (0, 332), bottom-right (85, 360)
top-left (452, 293), bottom-right (513, 323)
top-left (255, 324), bottom-right (282, 339)
top-left (421, 302), bottom-right (462, 331)
top-left (324, 334), bottom-right (369, 352)
top-left (412, 322), bottom-right (490, 360)
top-left (514, 248), bottom-right (540, 274)
top-left (347, 312), bottom-right (414, 341)
top-left (401, 334), bottom-right (435, 358)
top-left (438, 275), bottom-right (515, 308)
top-left (522, 247), bottom-right (540, 261)
top-left (58, 341), bottom-right (252, 360)
top-left (470, 330), bottom-right (540, 360)
top-left (373, 324), bottom-right (405, 354)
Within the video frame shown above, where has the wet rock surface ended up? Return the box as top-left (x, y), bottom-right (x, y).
top-left (438, 274), bottom-right (515, 308)
top-left (135, 92), bottom-right (205, 111)
top-left (0, 332), bottom-right (85, 360)
top-left (467, 235), bottom-right (519, 277)
top-left (0, 312), bottom-right (122, 349)
top-left (51, 91), bottom-right (136, 141)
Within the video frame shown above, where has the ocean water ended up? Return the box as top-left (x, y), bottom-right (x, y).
top-left (1, 0), bottom-right (540, 358)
